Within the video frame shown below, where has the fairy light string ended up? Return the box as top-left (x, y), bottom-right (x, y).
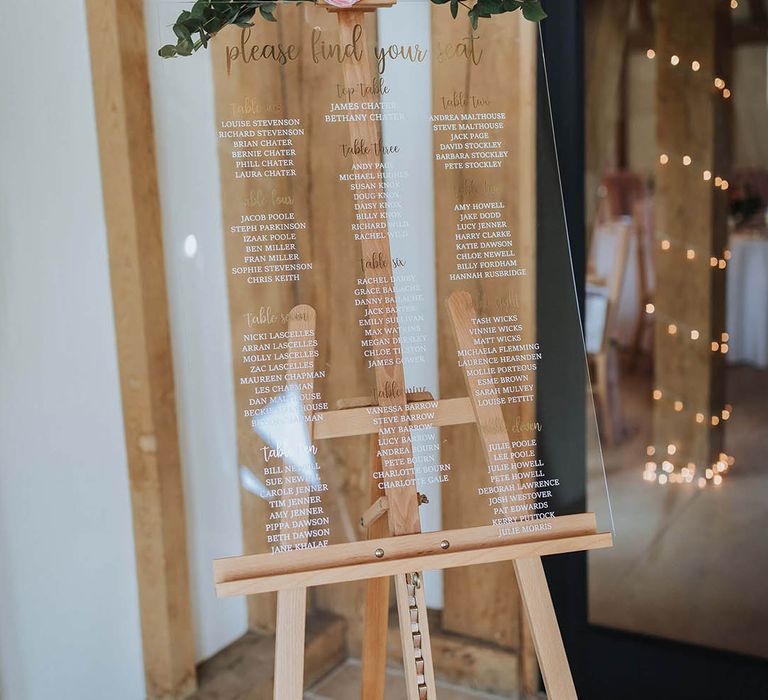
top-left (642, 0), bottom-right (737, 488)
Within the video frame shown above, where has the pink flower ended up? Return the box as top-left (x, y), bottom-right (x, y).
top-left (325, 0), bottom-right (362, 7)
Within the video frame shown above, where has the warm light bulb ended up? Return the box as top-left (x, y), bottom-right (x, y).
top-left (696, 413), bottom-right (705, 423)
top-left (690, 330), bottom-right (700, 340)
top-left (658, 474), bottom-right (668, 485)
top-left (730, 0), bottom-right (738, 9)
top-left (646, 303), bottom-right (655, 314)
top-left (674, 401), bottom-right (684, 412)
top-left (715, 176), bottom-right (723, 186)
top-left (721, 180), bottom-right (730, 191)
top-left (714, 78), bottom-right (725, 89)
top-left (714, 474), bottom-right (723, 486)
top-left (703, 170), bottom-right (712, 181)
top-left (721, 332), bottom-right (729, 341)
top-left (646, 446), bottom-right (656, 457)
top-left (723, 250), bottom-right (731, 261)
top-left (653, 389), bottom-right (663, 400)
top-left (711, 416), bottom-right (720, 426)
top-left (647, 49), bottom-right (656, 59)
top-left (691, 60), bottom-right (701, 71)
top-left (683, 155), bottom-right (692, 166)
top-left (668, 324), bottom-right (678, 335)
top-left (720, 342), bottom-right (729, 353)
top-left (723, 88), bottom-right (731, 99)
top-left (721, 409), bottom-right (731, 420)
top-left (686, 249), bottom-right (695, 260)
top-left (718, 259), bottom-right (727, 269)
top-left (710, 257), bottom-right (718, 267)
top-left (671, 55), bottom-right (680, 66)
top-left (705, 468), bottom-right (714, 479)
top-left (667, 444), bottom-right (677, 455)
top-left (660, 153), bottom-right (670, 165)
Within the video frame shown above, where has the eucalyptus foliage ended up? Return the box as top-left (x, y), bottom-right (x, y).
top-left (159, 0), bottom-right (546, 58)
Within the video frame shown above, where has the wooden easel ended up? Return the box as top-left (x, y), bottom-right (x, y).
top-left (214, 2), bottom-right (613, 698)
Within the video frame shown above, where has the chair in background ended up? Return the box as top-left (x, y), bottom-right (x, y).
top-left (595, 171), bottom-right (647, 224)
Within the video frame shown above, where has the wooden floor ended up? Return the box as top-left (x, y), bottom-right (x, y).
top-left (190, 610), bottom-right (528, 699)
top-left (306, 660), bottom-right (511, 699)
top-left (588, 363), bottom-right (768, 659)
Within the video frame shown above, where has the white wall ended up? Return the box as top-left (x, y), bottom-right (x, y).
top-left (0, 2), bottom-right (145, 699)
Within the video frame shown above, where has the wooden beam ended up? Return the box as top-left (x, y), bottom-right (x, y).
top-left (584, 0), bottom-right (633, 235)
top-left (654, 0), bottom-right (727, 476)
top-left (191, 612), bottom-right (347, 700)
top-left (84, 1), bottom-right (197, 698)
top-left (209, 6), bottom-right (377, 640)
top-left (432, 7), bottom-right (538, 657)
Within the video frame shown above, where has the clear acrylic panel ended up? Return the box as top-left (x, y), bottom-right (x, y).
top-left (148, 0), bottom-right (613, 570)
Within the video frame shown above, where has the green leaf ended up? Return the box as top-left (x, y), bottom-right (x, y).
top-left (450, 0), bottom-right (458, 18)
top-left (502, 0), bottom-right (523, 10)
top-left (158, 44), bottom-right (178, 58)
top-left (522, 0), bottom-right (547, 21)
top-left (468, 7), bottom-right (479, 29)
top-left (173, 23), bottom-right (193, 44)
top-left (431, 0), bottom-right (452, 4)
top-left (476, 0), bottom-right (503, 14)
top-left (259, 5), bottom-right (277, 22)
top-left (176, 41), bottom-right (193, 56)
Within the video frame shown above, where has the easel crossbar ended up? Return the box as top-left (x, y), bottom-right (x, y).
top-left (313, 396), bottom-right (474, 440)
top-left (214, 513), bottom-right (612, 597)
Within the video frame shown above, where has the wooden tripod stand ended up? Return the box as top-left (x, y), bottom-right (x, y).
top-left (213, 2), bottom-right (613, 698)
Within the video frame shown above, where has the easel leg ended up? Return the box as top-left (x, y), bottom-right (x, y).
top-left (513, 557), bottom-right (577, 700)
top-left (395, 573), bottom-right (437, 700)
top-left (362, 436), bottom-right (391, 700)
top-left (274, 588), bottom-right (307, 700)
top-left (362, 576), bottom-right (390, 699)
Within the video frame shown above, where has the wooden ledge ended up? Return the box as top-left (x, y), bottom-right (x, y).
top-left (214, 513), bottom-right (613, 597)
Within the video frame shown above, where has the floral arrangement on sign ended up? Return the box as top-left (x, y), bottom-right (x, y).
top-left (159, 0), bottom-right (547, 57)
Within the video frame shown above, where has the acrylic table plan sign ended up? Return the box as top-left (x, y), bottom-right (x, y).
top-left (209, 2), bottom-right (613, 699)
